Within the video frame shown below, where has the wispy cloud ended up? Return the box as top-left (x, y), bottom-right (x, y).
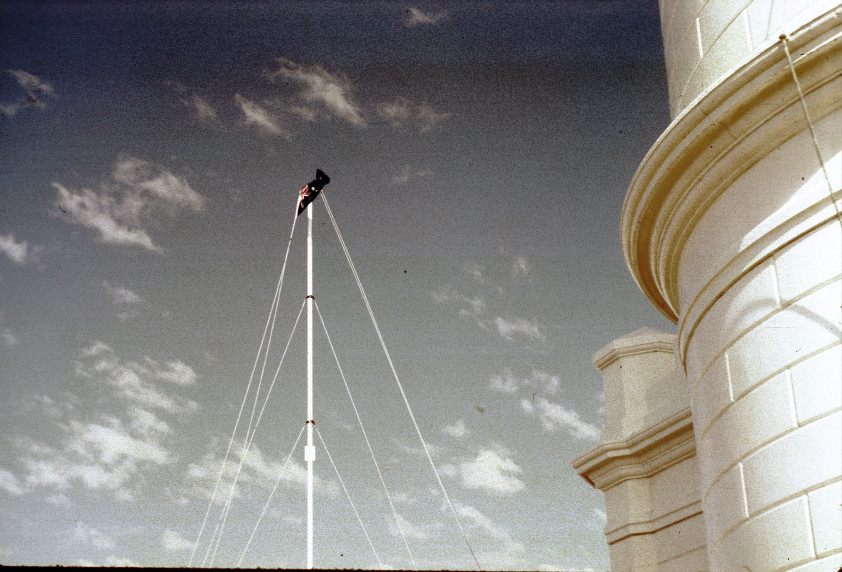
top-left (1, 69), bottom-right (56, 117)
top-left (442, 419), bottom-right (470, 438)
top-left (431, 286), bottom-right (486, 319)
top-left (72, 342), bottom-right (199, 414)
top-left (103, 281), bottom-right (144, 322)
top-left (405, 7), bottom-right (447, 27)
top-left (270, 58), bottom-right (365, 126)
top-left (189, 94), bottom-right (217, 121)
top-left (457, 504), bottom-right (527, 567)
top-left (14, 417), bottom-right (173, 500)
top-left (391, 165), bottom-right (433, 185)
top-left (1, 328), bottom-right (19, 346)
top-left (166, 81), bottom-right (218, 122)
top-left (520, 397), bottom-right (600, 441)
top-left (234, 94), bottom-right (288, 137)
top-left (389, 513), bottom-right (439, 541)
top-left (489, 369), bottom-right (520, 394)
top-left (0, 233), bottom-right (41, 265)
top-left (0, 469), bottom-right (25, 496)
top-left (377, 97), bottom-right (450, 133)
top-left (489, 369), bottom-right (560, 396)
top-left (185, 439), bottom-right (336, 504)
top-left (589, 507), bottom-right (607, 531)
top-left (73, 522), bottom-right (115, 550)
top-left (53, 156), bottom-right (205, 251)
top-left (494, 317), bottom-right (544, 342)
top-left (511, 257), bottom-right (530, 278)
top-left (447, 447), bottom-right (525, 495)
top-left (162, 529), bottom-right (193, 552)
top-left (4, 343), bottom-right (200, 502)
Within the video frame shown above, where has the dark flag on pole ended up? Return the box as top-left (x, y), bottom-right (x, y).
top-left (297, 169), bottom-right (330, 216)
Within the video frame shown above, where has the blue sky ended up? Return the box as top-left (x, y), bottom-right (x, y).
top-left (0, 2), bottom-right (675, 569)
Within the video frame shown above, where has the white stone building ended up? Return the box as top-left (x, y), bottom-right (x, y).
top-left (572, 1), bottom-right (841, 570)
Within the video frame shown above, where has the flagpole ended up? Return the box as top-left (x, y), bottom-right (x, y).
top-left (305, 200), bottom-right (315, 570)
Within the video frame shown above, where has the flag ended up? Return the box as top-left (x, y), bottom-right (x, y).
top-left (297, 169), bottom-right (330, 216)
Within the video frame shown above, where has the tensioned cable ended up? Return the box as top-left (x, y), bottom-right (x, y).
top-left (314, 425), bottom-right (384, 569)
top-left (190, 205), bottom-right (300, 567)
top-left (321, 193), bottom-right (482, 570)
top-left (314, 300), bottom-right (416, 570)
top-left (236, 424), bottom-right (306, 567)
top-left (204, 209), bottom-right (301, 567)
top-left (780, 34), bottom-right (841, 223)
top-left (207, 298), bottom-right (307, 566)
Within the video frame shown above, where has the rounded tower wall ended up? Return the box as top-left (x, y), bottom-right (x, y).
top-left (660, 0), bottom-right (840, 118)
top-left (624, 3), bottom-right (842, 570)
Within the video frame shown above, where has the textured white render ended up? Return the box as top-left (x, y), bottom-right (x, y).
top-left (571, 330), bottom-right (708, 571)
top-left (575, 2), bottom-right (841, 571)
top-left (660, 0), bottom-right (840, 116)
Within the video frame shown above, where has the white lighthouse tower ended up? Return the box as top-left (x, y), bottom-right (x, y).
top-left (574, 2), bottom-right (841, 570)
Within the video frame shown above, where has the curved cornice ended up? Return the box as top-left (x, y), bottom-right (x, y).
top-left (621, 9), bottom-right (842, 324)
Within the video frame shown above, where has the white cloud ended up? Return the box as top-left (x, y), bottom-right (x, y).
top-left (431, 287), bottom-right (486, 319)
top-left (389, 513), bottom-right (439, 541)
top-left (377, 97), bottom-right (450, 133)
top-left (2, 69), bottom-right (55, 116)
top-left (0, 233), bottom-right (40, 265)
top-left (9, 69), bottom-right (54, 98)
top-left (103, 281), bottom-right (142, 306)
top-left (511, 257), bottom-right (530, 277)
top-left (68, 419), bottom-right (172, 466)
top-left (520, 397), bottom-right (600, 441)
top-left (73, 522), bottom-right (115, 550)
top-left (104, 555), bottom-right (139, 566)
top-left (0, 102), bottom-right (20, 117)
top-left (85, 356), bottom-right (197, 413)
top-left (163, 529), bottom-right (193, 552)
top-left (54, 156), bottom-right (205, 252)
top-left (391, 165), bottom-right (433, 185)
top-left (271, 58), bottom-right (365, 126)
top-left (490, 369), bottom-right (561, 397)
top-left (112, 156), bottom-right (204, 211)
top-left (589, 507), bottom-right (607, 531)
top-left (103, 281), bottom-right (144, 321)
top-left (453, 448), bottom-right (525, 495)
top-left (415, 102), bottom-right (451, 132)
top-left (457, 504), bottom-right (527, 568)
top-left (234, 94), bottom-right (288, 136)
top-left (0, 233), bottom-right (28, 264)
top-left (4, 343), bottom-right (200, 502)
top-left (2, 327), bottom-right (19, 347)
top-left (405, 7), bottom-right (446, 27)
top-left (533, 370), bottom-right (561, 396)
top-left (462, 261), bottom-right (486, 283)
top-left (53, 183), bottom-right (157, 250)
top-left (457, 505), bottom-right (510, 540)
top-left (13, 417), bottom-right (175, 496)
top-left (152, 359), bottom-right (198, 386)
top-left (189, 94), bottom-right (217, 120)
top-left (186, 439), bottom-right (336, 505)
top-left (489, 369), bottom-right (520, 394)
top-left (0, 468), bottom-right (25, 495)
top-left (494, 317), bottom-right (544, 342)
top-left (442, 419), bottom-right (470, 438)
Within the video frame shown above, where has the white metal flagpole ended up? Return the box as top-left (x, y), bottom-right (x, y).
top-left (305, 200), bottom-right (315, 569)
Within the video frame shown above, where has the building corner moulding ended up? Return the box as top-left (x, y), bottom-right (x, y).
top-left (620, 8), bottom-right (842, 325)
top-left (592, 328), bottom-right (676, 371)
top-left (571, 406), bottom-right (695, 492)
